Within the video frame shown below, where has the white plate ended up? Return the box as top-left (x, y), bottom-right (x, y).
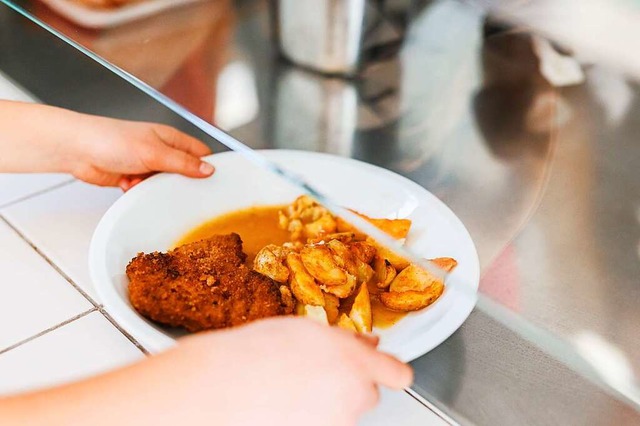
top-left (89, 150), bottom-right (479, 361)
top-left (39, 0), bottom-right (204, 29)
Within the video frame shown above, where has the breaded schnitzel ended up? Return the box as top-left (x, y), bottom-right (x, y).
top-left (127, 234), bottom-right (293, 332)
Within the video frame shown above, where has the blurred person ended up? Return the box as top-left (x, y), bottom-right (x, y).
top-left (0, 100), bottom-right (412, 426)
top-left (31, 0), bottom-right (233, 123)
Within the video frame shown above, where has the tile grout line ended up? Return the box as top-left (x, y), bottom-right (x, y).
top-left (0, 178), bottom-right (76, 210)
top-left (0, 215), bottom-right (148, 356)
top-left (0, 215), bottom-right (100, 308)
top-left (98, 308), bottom-right (150, 355)
top-left (0, 308), bottom-right (97, 355)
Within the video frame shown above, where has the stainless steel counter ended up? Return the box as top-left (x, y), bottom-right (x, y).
top-left (1, 0), bottom-right (639, 423)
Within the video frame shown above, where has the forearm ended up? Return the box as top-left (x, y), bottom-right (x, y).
top-left (0, 100), bottom-right (79, 174)
top-left (0, 345), bottom-right (224, 426)
top-left (0, 361), bottom-right (151, 425)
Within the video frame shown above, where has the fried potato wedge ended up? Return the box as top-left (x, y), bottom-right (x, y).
top-left (280, 195), bottom-right (339, 241)
top-left (287, 253), bottom-right (325, 306)
top-left (389, 258), bottom-right (457, 293)
top-left (336, 313), bottom-right (358, 332)
top-left (253, 244), bottom-right (290, 283)
top-left (389, 264), bottom-right (438, 293)
top-left (323, 293), bottom-right (340, 325)
top-left (326, 240), bottom-right (374, 284)
top-left (321, 273), bottom-right (357, 298)
top-left (350, 241), bottom-right (377, 264)
top-left (363, 217), bottom-right (412, 239)
top-left (304, 214), bottom-right (337, 239)
top-left (357, 263), bottom-right (375, 286)
top-left (336, 212), bottom-right (412, 239)
top-left (430, 257), bottom-right (458, 272)
top-left (374, 256), bottom-right (397, 289)
top-left (299, 304), bottom-right (329, 325)
top-left (326, 240), bottom-right (358, 275)
top-left (282, 241), bottom-right (304, 252)
top-left (300, 245), bottom-right (347, 286)
top-left (380, 283), bottom-right (444, 312)
top-left (349, 283), bottom-right (372, 333)
top-left (371, 240), bottom-right (411, 271)
top-left (308, 232), bottom-right (357, 244)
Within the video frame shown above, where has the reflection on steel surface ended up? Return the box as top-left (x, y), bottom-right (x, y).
top-left (480, 0), bottom-right (640, 80)
top-left (274, 0), bottom-right (411, 75)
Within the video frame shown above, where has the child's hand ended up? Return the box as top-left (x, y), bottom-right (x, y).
top-left (0, 318), bottom-right (413, 426)
top-left (70, 114), bottom-right (213, 190)
top-left (0, 101), bottom-right (214, 190)
top-left (168, 318), bottom-right (413, 426)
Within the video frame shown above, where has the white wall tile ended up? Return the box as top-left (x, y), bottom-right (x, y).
top-left (1, 181), bottom-right (122, 301)
top-left (0, 219), bottom-right (92, 350)
top-left (0, 311), bottom-right (143, 396)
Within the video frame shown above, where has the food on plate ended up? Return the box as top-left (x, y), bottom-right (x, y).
top-left (390, 263), bottom-right (438, 293)
top-left (259, 196), bottom-right (457, 331)
top-left (127, 234), bottom-right (293, 332)
top-left (373, 255), bottom-right (397, 289)
top-left (380, 259), bottom-right (454, 311)
top-left (278, 195), bottom-right (337, 242)
top-left (370, 242), bottom-right (411, 271)
top-left (286, 253), bottom-right (326, 306)
top-left (431, 257), bottom-right (458, 273)
top-left (349, 283), bottom-right (372, 333)
top-left (300, 245), bottom-right (348, 286)
top-left (323, 293), bottom-right (340, 325)
top-left (324, 240), bottom-right (374, 285)
top-left (279, 285), bottom-right (296, 313)
top-left (253, 244), bottom-right (290, 283)
top-left (336, 313), bottom-right (358, 332)
top-left (178, 206), bottom-right (290, 261)
top-left (321, 275), bottom-right (357, 299)
top-left (337, 215), bottom-right (412, 240)
top-left (380, 284), bottom-right (444, 312)
top-left (126, 195), bottom-right (457, 334)
top-left (297, 304), bottom-right (329, 325)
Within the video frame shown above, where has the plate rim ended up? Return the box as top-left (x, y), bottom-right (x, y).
top-left (89, 149), bottom-right (479, 359)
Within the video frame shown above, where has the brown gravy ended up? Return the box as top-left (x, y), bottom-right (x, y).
top-left (368, 282), bottom-right (408, 329)
top-left (177, 205), bottom-right (407, 328)
top-left (176, 205), bottom-right (290, 262)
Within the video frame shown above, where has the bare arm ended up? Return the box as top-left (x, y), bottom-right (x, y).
top-left (0, 318), bottom-right (412, 426)
top-left (0, 100), bottom-right (214, 190)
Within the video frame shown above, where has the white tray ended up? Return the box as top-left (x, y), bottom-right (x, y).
top-left (39, 0), bottom-right (206, 29)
